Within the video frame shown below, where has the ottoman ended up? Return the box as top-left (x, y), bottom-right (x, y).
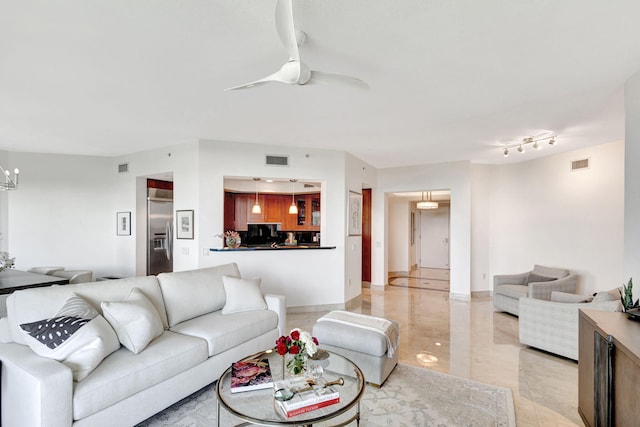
top-left (312, 311), bottom-right (399, 386)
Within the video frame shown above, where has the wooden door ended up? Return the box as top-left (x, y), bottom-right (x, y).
top-left (362, 188), bottom-right (372, 282)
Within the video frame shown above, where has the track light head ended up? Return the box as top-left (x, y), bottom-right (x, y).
top-left (533, 141), bottom-right (540, 149)
top-left (517, 145), bottom-right (525, 153)
top-left (503, 148), bottom-right (509, 157)
top-left (548, 137), bottom-right (557, 146)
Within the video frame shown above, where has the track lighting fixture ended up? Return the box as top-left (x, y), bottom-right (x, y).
top-left (500, 134), bottom-right (557, 157)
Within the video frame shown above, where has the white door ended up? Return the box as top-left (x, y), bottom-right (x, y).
top-left (419, 206), bottom-right (450, 269)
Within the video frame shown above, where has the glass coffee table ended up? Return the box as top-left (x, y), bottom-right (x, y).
top-left (216, 349), bottom-right (365, 426)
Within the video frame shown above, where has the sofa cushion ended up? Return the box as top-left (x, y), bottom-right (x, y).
top-left (7, 275), bottom-right (168, 345)
top-left (221, 276), bottom-right (267, 315)
top-left (72, 330), bottom-right (208, 420)
top-left (532, 264), bottom-right (569, 279)
top-left (170, 309), bottom-right (278, 357)
top-left (19, 294), bottom-right (120, 381)
top-left (158, 263), bottom-right (241, 327)
top-left (526, 273), bottom-right (555, 285)
top-left (101, 288), bottom-right (164, 354)
top-left (494, 284), bottom-right (528, 299)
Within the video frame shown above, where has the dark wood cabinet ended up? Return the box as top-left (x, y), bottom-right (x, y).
top-left (224, 192), bottom-right (235, 231)
top-left (223, 192), bottom-right (320, 232)
top-left (578, 310), bottom-right (640, 427)
top-left (234, 193), bottom-right (249, 231)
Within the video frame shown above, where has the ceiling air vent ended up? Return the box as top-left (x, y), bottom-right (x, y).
top-left (571, 158), bottom-right (590, 172)
top-left (118, 163), bottom-right (129, 173)
top-left (265, 155), bottom-right (289, 167)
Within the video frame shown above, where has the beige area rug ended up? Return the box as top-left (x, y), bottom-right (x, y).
top-left (137, 364), bottom-right (515, 427)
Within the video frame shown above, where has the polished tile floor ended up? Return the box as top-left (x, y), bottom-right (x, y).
top-left (287, 284), bottom-right (582, 426)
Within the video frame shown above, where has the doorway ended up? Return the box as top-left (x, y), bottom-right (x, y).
top-left (387, 190), bottom-right (450, 291)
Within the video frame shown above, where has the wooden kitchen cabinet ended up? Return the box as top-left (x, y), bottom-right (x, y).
top-left (295, 194), bottom-right (320, 231)
top-left (234, 193), bottom-right (249, 231)
top-left (223, 192), bottom-right (319, 231)
top-left (224, 192), bottom-right (235, 230)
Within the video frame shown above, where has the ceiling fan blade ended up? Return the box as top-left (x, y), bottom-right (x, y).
top-left (309, 70), bottom-right (370, 90)
top-left (224, 70), bottom-right (286, 91)
top-left (275, 0), bottom-right (300, 61)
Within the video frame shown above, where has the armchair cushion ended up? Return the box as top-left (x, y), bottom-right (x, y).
top-left (551, 291), bottom-right (593, 303)
top-left (592, 287), bottom-right (622, 302)
top-left (526, 273), bottom-right (555, 285)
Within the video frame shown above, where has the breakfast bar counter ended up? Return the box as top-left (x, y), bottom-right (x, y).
top-left (210, 245), bottom-right (336, 252)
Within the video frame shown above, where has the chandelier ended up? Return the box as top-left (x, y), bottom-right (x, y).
top-left (0, 165), bottom-right (19, 191)
top-left (417, 191), bottom-right (438, 210)
top-left (502, 134), bottom-right (557, 157)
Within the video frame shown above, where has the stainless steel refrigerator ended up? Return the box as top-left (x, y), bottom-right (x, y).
top-left (147, 190), bottom-right (173, 275)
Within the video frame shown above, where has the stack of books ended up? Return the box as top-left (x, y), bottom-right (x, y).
top-left (230, 358), bottom-right (273, 393)
top-left (273, 378), bottom-right (341, 417)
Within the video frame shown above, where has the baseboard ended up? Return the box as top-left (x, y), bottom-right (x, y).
top-left (471, 290), bottom-right (491, 298)
top-left (449, 292), bottom-right (471, 301)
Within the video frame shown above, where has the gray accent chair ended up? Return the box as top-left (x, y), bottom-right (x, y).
top-left (493, 264), bottom-right (578, 316)
top-left (519, 290), bottom-right (622, 360)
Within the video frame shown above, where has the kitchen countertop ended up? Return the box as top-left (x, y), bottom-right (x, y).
top-left (210, 245), bottom-right (335, 252)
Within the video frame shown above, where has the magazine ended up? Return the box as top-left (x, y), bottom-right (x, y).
top-left (230, 358), bottom-right (273, 393)
top-left (273, 377), bottom-right (340, 417)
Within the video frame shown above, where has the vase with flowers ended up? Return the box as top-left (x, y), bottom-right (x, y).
top-left (276, 328), bottom-right (319, 377)
top-left (217, 230), bottom-right (241, 248)
top-left (0, 251), bottom-right (15, 273)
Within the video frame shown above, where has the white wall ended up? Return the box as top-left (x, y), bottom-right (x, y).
top-left (489, 140), bottom-right (625, 295)
top-left (197, 140), bottom-right (352, 308)
top-left (388, 197), bottom-right (410, 272)
top-left (625, 70), bottom-right (640, 292)
top-left (471, 164), bottom-right (492, 292)
top-left (373, 161), bottom-right (472, 299)
top-left (5, 152), bottom-right (121, 277)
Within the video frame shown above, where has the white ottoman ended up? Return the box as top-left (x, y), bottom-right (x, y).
top-left (312, 311), bottom-right (399, 386)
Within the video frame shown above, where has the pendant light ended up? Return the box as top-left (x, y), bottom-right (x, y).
top-left (417, 191), bottom-right (438, 210)
top-left (252, 178), bottom-right (262, 214)
top-left (288, 179), bottom-right (298, 215)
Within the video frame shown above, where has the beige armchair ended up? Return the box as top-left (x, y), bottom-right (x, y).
top-left (493, 264), bottom-right (578, 316)
top-left (519, 290), bottom-right (622, 360)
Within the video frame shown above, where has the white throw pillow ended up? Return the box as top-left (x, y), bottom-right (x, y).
top-left (19, 294), bottom-right (120, 381)
top-left (101, 287), bottom-right (164, 355)
top-left (221, 276), bottom-right (267, 315)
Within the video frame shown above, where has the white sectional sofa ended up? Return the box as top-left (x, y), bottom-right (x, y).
top-left (0, 263), bottom-right (286, 427)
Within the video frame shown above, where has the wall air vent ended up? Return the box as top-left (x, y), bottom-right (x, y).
top-left (118, 163), bottom-right (129, 173)
top-left (265, 155), bottom-right (289, 167)
top-left (571, 158), bottom-right (590, 171)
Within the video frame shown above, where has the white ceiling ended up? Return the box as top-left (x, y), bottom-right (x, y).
top-left (1, 1), bottom-right (639, 168)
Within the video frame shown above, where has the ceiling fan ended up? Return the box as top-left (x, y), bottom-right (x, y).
top-left (225, 0), bottom-right (368, 91)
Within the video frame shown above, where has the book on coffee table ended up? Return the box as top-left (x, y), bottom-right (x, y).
top-left (230, 358), bottom-right (273, 393)
top-left (273, 378), bottom-right (340, 417)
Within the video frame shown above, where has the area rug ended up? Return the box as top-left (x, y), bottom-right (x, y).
top-left (137, 364), bottom-right (515, 426)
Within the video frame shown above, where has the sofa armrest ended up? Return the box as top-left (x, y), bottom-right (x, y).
top-left (0, 343), bottom-right (73, 427)
top-left (494, 272), bottom-right (529, 287)
top-left (264, 293), bottom-right (287, 337)
top-left (528, 274), bottom-right (578, 300)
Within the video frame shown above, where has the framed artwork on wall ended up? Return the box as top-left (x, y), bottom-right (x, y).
top-left (176, 210), bottom-right (194, 239)
top-left (348, 191), bottom-right (362, 236)
top-left (117, 212), bottom-right (131, 236)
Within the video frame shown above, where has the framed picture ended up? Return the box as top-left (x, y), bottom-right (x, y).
top-left (348, 191), bottom-right (362, 236)
top-left (176, 210), bottom-right (194, 239)
top-left (117, 212), bottom-right (131, 236)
